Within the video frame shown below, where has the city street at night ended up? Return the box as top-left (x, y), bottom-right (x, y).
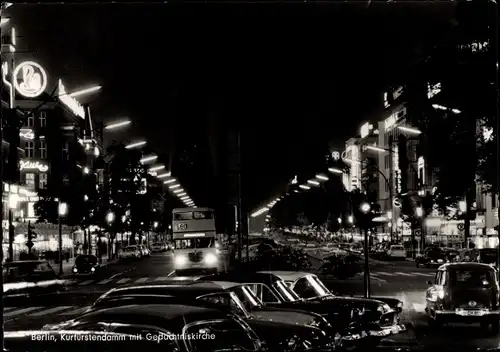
top-left (1, 1), bottom-right (497, 351)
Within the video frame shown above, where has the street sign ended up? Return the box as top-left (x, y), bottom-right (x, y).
top-left (457, 224), bottom-right (465, 231)
top-left (26, 241), bottom-right (34, 249)
top-left (393, 198), bottom-right (402, 208)
top-left (415, 230), bottom-right (422, 237)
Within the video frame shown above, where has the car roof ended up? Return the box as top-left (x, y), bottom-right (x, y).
top-left (257, 271), bottom-right (312, 282)
top-left (79, 304), bottom-right (230, 331)
top-left (439, 262), bottom-right (496, 271)
top-left (106, 282), bottom-right (229, 298)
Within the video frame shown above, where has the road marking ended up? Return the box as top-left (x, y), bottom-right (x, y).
top-left (370, 276), bottom-right (388, 283)
top-left (78, 280), bottom-right (94, 286)
top-left (394, 272), bottom-right (413, 276)
top-left (96, 279), bottom-right (113, 285)
top-left (28, 306), bottom-right (73, 317)
top-left (374, 271), bottom-right (396, 276)
top-left (4, 307), bottom-right (42, 318)
top-left (155, 277), bottom-right (172, 281)
top-left (167, 270), bottom-right (175, 277)
top-left (134, 278), bottom-right (149, 283)
top-left (61, 306), bottom-right (91, 315)
top-left (116, 278), bottom-right (132, 284)
top-left (411, 272), bottom-right (434, 277)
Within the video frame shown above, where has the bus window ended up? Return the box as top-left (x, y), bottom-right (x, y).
top-left (193, 211), bottom-right (214, 220)
top-left (174, 238), bottom-right (214, 249)
top-left (174, 213), bottom-right (193, 220)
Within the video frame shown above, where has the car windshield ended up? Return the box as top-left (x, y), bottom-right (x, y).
top-left (229, 285), bottom-right (263, 309)
top-left (75, 255), bottom-right (98, 265)
top-left (124, 247), bottom-right (137, 252)
top-left (3, 262), bottom-right (56, 283)
top-left (273, 281), bottom-right (301, 302)
top-left (292, 275), bottom-right (331, 299)
top-left (451, 270), bottom-right (495, 287)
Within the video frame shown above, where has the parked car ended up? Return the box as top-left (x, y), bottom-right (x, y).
top-left (2, 260), bottom-right (69, 303)
top-left (86, 282), bottom-right (335, 351)
top-left (43, 304), bottom-right (263, 351)
top-left (118, 245), bottom-right (141, 261)
top-left (72, 255), bottom-right (100, 277)
top-left (425, 262), bottom-right (500, 333)
top-left (201, 271), bottom-right (404, 347)
top-left (150, 242), bottom-right (167, 253)
top-left (139, 244), bottom-right (150, 257)
top-left (386, 245), bottom-right (407, 260)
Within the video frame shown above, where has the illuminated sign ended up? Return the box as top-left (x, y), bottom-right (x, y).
top-left (19, 129), bottom-right (35, 140)
top-left (360, 122), bottom-right (373, 138)
top-left (418, 156), bottom-right (425, 184)
top-left (291, 175), bottom-right (298, 185)
top-left (383, 92), bottom-right (390, 108)
top-left (393, 86), bottom-right (403, 100)
top-left (13, 61), bottom-right (48, 98)
top-left (393, 146), bottom-right (401, 193)
top-left (332, 151), bottom-right (340, 161)
top-left (57, 79), bottom-right (85, 119)
top-left (427, 82), bottom-right (441, 99)
top-left (19, 160), bottom-right (48, 172)
top-left (384, 108), bottom-right (407, 131)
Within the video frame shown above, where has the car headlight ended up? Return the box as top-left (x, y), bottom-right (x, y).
top-left (72, 268), bottom-right (78, 273)
top-left (91, 267), bottom-right (95, 272)
top-left (175, 255), bottom-right (187, 265)
top-left (205, 253), bottom-right (218, 265)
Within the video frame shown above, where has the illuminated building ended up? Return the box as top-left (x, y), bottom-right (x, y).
top-left (13, 71), bottom-right (99, 222)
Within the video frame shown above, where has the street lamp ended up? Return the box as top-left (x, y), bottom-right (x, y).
top-left (106, 211), bottom-right (115, 259)
top-left (58, 202), bottom-right (68, 276)
top-left (328, 168), bottom-right (343, 174)
top-left (104, 120), bottom-right (132, 130)
top-left (68, 85), bottom-right (102, 98)
top-left (360, 202), bottom-right (371, 298)
top-left (125, 140), bottom-right (147, 149)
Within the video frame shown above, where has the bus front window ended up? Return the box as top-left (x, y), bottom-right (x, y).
top-left (174, 238), bottom-right (214, 249)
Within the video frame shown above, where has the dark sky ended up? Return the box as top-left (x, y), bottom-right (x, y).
top-left (8, 3), bottom-right (456, 208)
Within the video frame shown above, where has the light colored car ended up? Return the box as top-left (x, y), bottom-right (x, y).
top-left (139, 245), bottom-right (150, 257)
top-left (386, 245), bottom-right (407, 259)
top-left (119, 245), bottom-right (141, 260)
top-left (150, 242), bottom-right (166, 252)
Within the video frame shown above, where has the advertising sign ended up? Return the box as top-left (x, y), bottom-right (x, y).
top-left (13, 61), bottom-right (48, 98)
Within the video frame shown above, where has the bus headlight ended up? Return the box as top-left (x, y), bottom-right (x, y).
top-left (205, 253), bottom-right (218, 265)
top-left (175, 255), bottom-right (187, 266)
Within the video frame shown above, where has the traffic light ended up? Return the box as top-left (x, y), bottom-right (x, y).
top-left (26, 220), bottom-right (37, 255)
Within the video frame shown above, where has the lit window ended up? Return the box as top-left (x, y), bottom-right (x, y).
top-left (40, 141), bottom-right (47, 159)
top-left (25, 173), bottom-right (35, 190)
top-left (39, 173), bottom-right (48, 189)
top-left (39, 111), bottom-right (47, 127)
top-left (25, 141), bottom-right (35, 158)
top-left (27, 202), bottom-right (35, 218)
top-left (27, 113), bottom-right (35, 127)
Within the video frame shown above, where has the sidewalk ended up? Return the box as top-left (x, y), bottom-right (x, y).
top-left (49, 255), bottom-right (119, 277)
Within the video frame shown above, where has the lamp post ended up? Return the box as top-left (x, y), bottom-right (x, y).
top-left (106, 211), bottom-right (115, 260)
top-left (360, 202), bottom-right (371, 298)
top-left (58, 201), bottom-right (68, 276)
top-left (8, 193), bottom-right (18, 262)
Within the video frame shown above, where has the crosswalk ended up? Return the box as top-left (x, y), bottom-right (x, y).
top-left (74, 275), bottom-right (199, 287)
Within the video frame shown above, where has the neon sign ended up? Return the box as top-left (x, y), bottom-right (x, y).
top-left (360, 122), bottom-right (373, 138)
top-left (19, 160), bottom-right (48, 172)
top-left (57, 80), bottom-right (85, 119)
top-left (19, 129), bottom-right (35, 140)
top-left (13, 61), bottom-right (48, 98)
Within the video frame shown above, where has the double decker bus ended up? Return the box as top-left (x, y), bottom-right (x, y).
top-left (172, 207), bottom-right (218, 273)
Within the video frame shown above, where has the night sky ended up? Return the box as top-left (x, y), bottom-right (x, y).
top-left (8, 3), bottom-right (456, 208)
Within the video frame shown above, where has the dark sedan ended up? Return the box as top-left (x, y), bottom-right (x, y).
top-left (85, 282), bottom-right (335, 351)
top-left (72, 255), bottom-right (100, 276)
top-left (43, 304), bottom-right (263, 352)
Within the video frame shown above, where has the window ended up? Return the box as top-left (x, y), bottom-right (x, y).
top-left (293, 278), bottom-right (318, 299)
top-left (39, 173), bottom-right (48, 189)
top-left (39, 111), bottom-right (47, 127)
top-left (25, 173), bottom-right (35, 190)
top-left (25, 141), bottom-right (35, 158)
top-left (251, 284), bottom-right (280, 303)
top-left (27, 113), bottom-right (34, 127)
top-left (39, 141), bottom-right (47, 159)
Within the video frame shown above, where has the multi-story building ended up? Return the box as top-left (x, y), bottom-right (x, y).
top-left (15, 79), bottom-right (98, 222)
